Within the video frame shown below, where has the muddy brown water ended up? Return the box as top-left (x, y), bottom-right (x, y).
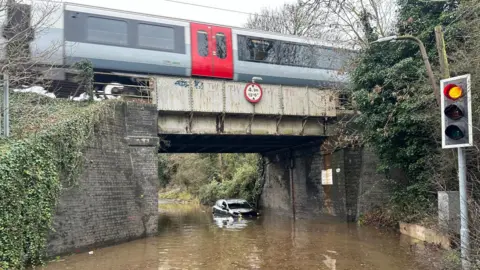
top-left (41, 203), bottom-right (440, 270)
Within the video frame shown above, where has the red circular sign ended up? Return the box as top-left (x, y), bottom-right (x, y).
top-left (244, 83), bottom-right (263, 103)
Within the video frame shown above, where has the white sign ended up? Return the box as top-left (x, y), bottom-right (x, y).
top-left (322, 168), bottom-right (333, 185)
top-left (244, 83), bottom-right (263, 103)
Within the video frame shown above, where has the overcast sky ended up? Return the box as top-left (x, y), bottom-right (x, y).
top-left (63, 0), bottom-right (295, 27)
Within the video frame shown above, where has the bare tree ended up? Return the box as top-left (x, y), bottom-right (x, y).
top-left (245, 0), bottom-right (397, 49)
top-left (245, 1), bottom-right (329, 38)
top-left (314, 0), bottom-right (396, 47)
top-left (0, 0), bottom-right (63, 88)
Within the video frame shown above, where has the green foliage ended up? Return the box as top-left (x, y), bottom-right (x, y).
top-left (158, 189), bottom-right (196, 202)
top-left (72, 59), bottom-right (94, 101)
top-left (0, 92), bottom-right (115, 269)
top-left (160, 153), bottom-right (262, 206)
top-left (440, 249), bottom-right (461, 270)
top-left (356, 206), bottom-right (398, 229)
top-left (198, 155), bottom-right (261, 205)
top-left (157, 154), bottom-right (170, 189)
top-left (349, 0), bottom-right (458, 222)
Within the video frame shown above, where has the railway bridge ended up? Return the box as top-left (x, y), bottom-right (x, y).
top-left (149, 75), bottom-right (391, 221)
top-left (152, 75), bottom-right (343, 153)
top-left (47, 75), bottom-right (393, 258)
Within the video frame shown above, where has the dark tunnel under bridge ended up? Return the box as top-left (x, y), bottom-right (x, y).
top-left (158, 134), bottom-right (326, 154)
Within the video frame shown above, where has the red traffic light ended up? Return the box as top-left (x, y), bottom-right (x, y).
top-left (443, 83), bottom-right (464, 100)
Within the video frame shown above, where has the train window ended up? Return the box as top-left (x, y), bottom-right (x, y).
top-left (237, 34), bottom-right (349, 70)
top-left (237, 35), bottom-right (278, 63)
top-left (248, 38), bottom-right (274, 61)
top-left (216, 33), bottom-right (227, 59)
top-left (197, 31), bottom-right (208, 57)
top-left (138, 23), bottom-right (175, 50)
top-left (86, 17), bottom-right (127, 46)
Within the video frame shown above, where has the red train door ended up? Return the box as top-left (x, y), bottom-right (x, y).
top-left (190, 23), bottom-right (233, 79)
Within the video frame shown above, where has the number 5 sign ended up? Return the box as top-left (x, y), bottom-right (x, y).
top-left (244, 83), bottom-right (263, 103)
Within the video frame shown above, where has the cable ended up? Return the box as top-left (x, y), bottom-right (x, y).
top-left (163, 0), bottom-right (345, 28)
top-left (163, 0), bottom-right (256, 16)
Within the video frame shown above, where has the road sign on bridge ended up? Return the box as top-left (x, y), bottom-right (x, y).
top-left (244, 82), bottom-right (263, 103)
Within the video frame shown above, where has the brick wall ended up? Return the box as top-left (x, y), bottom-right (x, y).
top-left (344, 148), bottom-right (362, 221)
top-left (293, 148), bottom-right (323, 217)
top-left (260, 145), bottom-right (393, 222)
top-left (46, 102), bottom-right (159, 257)
top-left (355, 147), bottom-right (395, 217)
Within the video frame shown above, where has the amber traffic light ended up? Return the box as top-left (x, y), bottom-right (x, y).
top-left (443, 83), bottom-right (464, 100)
top-left (440, 74), bottom-right (472, 149)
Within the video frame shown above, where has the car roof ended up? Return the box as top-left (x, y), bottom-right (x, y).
top-left (225, 199), bottom-right (248, 203)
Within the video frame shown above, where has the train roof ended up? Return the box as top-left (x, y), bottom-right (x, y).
top-left (63, 2), bottom-right (358, 53)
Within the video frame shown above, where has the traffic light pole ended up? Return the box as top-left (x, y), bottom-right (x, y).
top-left (435, 25), bottom-right (470, 270)
top-left (458, 147), bottom-right (470, 270)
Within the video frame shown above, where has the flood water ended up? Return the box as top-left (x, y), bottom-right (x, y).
top-left (41, 203), bottom-right (440, 270)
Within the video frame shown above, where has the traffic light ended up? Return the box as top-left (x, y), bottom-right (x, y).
top-left (440, 74), bottom-right (472, 149)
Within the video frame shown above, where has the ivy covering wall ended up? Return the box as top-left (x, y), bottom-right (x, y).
top-left (0, 92), bottom-right (117, 269)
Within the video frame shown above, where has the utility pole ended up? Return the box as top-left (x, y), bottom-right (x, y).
top-left (435, 25), bottom-right (470, 270)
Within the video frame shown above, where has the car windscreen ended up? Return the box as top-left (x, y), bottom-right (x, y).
top-left (228, 202), bottom-right (251, 209)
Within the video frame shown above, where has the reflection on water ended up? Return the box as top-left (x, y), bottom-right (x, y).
top-left (212, 216), bottom-right (251, 230)
top-left (41, 203), bottom-right (438, 270)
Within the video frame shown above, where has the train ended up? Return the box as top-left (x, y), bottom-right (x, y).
top-left (0, 2), bottom-right (357, 96)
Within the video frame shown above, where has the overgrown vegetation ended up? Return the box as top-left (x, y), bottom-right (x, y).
top-left (0, 92), bottom-right (116, 269)
top-left (348, 0), bottom-right (459, 224)
top-left (349, 0), bottom-right (480, 268)
top-left (72, 59), bottom-right (95, 100)
top-left (158, 153), bottom-right (263, 206)
top-left (249, 1), bottom-right (480, 267)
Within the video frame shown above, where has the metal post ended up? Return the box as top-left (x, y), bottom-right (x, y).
top-left (458, 147), bottom-right (471, 269)
top-left (395, 35), bottom-right (440, 106)
top-left (3, 73), bottom-right (9, 137)
top-left (371, 35), bottom-right (440, 106)
top-left (289, 153), bottom-right (296, 219)
top-left (434, 25), bottom-right (470, 270)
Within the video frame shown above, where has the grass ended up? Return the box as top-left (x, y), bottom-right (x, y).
top-left (158, 188), bottom-right (198, 202)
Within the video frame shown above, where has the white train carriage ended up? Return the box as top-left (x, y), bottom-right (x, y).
top-left (1, 2), bottom-right (356, 91)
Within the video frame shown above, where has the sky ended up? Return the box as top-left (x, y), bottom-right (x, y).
top-left (62, 0), bottom-right (296, 27)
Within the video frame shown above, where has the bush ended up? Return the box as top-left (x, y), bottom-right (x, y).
top-left (161, 153), bottom-right (262, 206)
top-left (157, 154), bottom-right (170, 188)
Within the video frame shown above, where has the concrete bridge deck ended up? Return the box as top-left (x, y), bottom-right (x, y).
top-left (152, 76), bottom-right (343, 153)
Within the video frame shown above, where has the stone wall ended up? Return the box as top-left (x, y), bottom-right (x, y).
top-left (46, 102), bottom-right (159, 257)
top-left (260, 145), bottom-right (393, 222)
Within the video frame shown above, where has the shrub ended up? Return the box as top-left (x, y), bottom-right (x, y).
top-left (162, 153), bottom-right (262, 206)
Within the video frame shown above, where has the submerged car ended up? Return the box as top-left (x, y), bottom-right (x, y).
top-left (212, 199), bottom-right (259, 218)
